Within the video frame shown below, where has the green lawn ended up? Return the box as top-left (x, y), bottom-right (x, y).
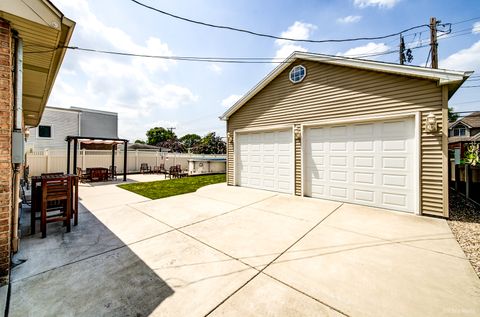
top-left (118, 174), bottom-right (226, 199)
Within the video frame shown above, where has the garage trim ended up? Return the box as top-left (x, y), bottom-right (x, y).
top-left (300, 112), bottom-right (421, 214)
top-left (233, 124), bottom-right (295, 195)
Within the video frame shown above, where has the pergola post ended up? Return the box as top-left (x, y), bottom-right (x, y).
top-left (123, 141), bottom-right (128, 181)
top-left (73, 139), bottom-right (78, 175)
top-left (111, 144), bottom-right (116, 176)
top-left (66, 138), bottom-right (71, 174)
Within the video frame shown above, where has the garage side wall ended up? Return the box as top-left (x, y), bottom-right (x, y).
top-left (227, 60), bottom-right (446, 217)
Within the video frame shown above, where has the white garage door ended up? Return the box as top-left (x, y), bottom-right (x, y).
top-left (236, 129), bottom-right (293, 194)
top-left (304, 118), bottom-right (416, 213)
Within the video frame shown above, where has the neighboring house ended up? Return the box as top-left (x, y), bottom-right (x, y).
top-left (221, 51), bottom-right (472, 218)
top-left (0, 1), bottom-right (74, 279)
top-left (26, 106), bottom-right (118, 150)
top-left (448, 112), bottom-right (480, 157)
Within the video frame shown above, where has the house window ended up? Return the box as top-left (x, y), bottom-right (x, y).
top-left (452, 128), bottom-right (466, 136)
top-left (289, 65), bottom-right (306, 83)
top-left (38, 125), bottom-right (52, 138)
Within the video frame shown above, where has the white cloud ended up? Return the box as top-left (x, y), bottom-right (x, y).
top-left (353, 0), bottom-right (400, 8)
top-left (209, 64), bottom-right (222, 74)
top-left (55, 0), bottom-right (173, 72)
top-left (49, 0), bottom-right (198, 141)
top-left (473, 22), bottom-right (480, 34)
top-left (338, 42), bottom-right (390, 57)
top-left (440, 40), bottom-right (480, 71)
top-left (274, 22), bottom-right (317, 60)
top-left (337, 15), bottom-right (362, 24)
top-left (221, 94), bottom-right (242, 108)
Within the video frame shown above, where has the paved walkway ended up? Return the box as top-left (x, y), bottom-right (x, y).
top-left (10, 180), bottom-right (480, 316)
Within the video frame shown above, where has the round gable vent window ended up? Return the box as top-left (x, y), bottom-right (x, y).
top-left (289, 65), bottom-right (306, 83)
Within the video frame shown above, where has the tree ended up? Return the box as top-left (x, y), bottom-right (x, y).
top-left (191, 132), bottom-right (226, 154)
top-left (146, 127), bottom-right (176, 145)
top-left (449, 107), bottom-right (459, 122)
top-left (134, 139), bottom-right (145, 144)
top-left (180, 133), bottom-right (201, 150)
top-left (157, 139), bottom-right (185, 153)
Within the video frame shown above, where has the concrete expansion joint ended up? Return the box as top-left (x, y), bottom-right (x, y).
top-left (204, 202), bottom-right (346, 316)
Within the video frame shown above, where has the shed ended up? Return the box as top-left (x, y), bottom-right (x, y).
top-left (220, 52), bottom-right (473, 217)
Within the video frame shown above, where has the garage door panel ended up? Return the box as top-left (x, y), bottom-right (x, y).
top-left (382, 157), bottom-right (407, 169)
top-left (330, 156), bottom-right (347, 167)
top-left (305, 117), bottom-right (415, 213)
top-left (382, 174), bottom-right (407, 187)
top-left (330, 186), bottom-right (348, 199)
top-left (353, 156), bottom-right (375, 168)
top-left (330, 141), bottom-right (347, 151)
top-left (329, 170), bottom-right (348, 182)
top-left (354, 172), bottom-right (375, 185)
top-left (354, 189), bottom-right (375, 203)
top-left (354, 140), bottom-right (375, 151)
top-left (236, 129), bottom-right (293, 194)
top-left (353, 123), bottom-right (374, 137)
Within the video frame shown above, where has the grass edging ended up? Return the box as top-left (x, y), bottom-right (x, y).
top-left (117, 174), bottom-right (226, 200)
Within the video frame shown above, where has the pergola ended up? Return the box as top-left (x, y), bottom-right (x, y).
top-left (65, 136), bottom-right (129, 181)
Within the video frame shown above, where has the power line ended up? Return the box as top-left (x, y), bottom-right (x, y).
top-left (450, 16), bottom-right (480, 25)
top-left (450, 99), bottom-right (480, 105)
top-left (129, 0), bottom-right (430, 44)
top-left (24, 44), bottom-right (404, 63)
top-left (461, 85), bottom-right (480, 88)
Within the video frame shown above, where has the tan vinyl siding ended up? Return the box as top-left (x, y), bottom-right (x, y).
top-left (227, 60), bottom-right (447, 217)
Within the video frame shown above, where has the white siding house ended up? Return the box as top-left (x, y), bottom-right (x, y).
top-left (26, 106), bottom-right (118, 150)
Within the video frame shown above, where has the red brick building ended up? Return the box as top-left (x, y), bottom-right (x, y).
top-left (0, 0), bottom-right (74, 282)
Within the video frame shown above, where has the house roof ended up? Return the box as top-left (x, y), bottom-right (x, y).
top-left (220, 51), bottom-right (473, 121)
top-left (0, 0), bottom-right (75, 126)
top-left (450, 112), bottom-right (480, 129)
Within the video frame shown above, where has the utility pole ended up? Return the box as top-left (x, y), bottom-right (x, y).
top-left (430, 17), bottom-right (438, 69)
top-left (399, 34), bottom-right (405, 65)
top-left (167, 127), bottom-right (176, 133)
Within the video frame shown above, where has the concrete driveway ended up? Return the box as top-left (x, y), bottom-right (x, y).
top-left (10, 181), bottom-right (480, 316)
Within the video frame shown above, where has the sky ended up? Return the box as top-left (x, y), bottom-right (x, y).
top-left (47, 0), bottom-right (480, 141)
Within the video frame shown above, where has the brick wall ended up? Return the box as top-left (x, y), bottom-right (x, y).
top-left (0, 18), bottom-right (12, 280)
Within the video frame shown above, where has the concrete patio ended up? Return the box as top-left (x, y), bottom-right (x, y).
top-left (10, 179), bottom-right (480, 316)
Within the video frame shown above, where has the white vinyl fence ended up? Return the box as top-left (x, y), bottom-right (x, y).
top-left (26, 149), bottom-right (226, 176)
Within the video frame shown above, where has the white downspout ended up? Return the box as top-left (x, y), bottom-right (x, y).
top-left (12, 36), bottom-right (23, 252)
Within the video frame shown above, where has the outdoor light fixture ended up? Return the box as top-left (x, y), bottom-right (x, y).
top-left (425, 113), bottom-right (438, 133)
top-left (294, 129), bottom-right (302, 141)
top-left (227, 132), bottom-right (233, 144)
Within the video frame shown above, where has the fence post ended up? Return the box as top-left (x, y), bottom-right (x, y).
top-left (155, 151), bottom-right (159, 167)
top-left (45, 149), bottom-right (49, 173)
top-left (465, 164), bottom-right (470, 199)
top-left (135, 150), bottom-right (139, 172)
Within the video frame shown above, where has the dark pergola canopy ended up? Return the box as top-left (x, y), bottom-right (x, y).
top-left (65, 136), bottom-right (129, 181)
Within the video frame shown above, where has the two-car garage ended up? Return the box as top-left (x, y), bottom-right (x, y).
top-left (234, 117), bottom-right (417, 213)
top-left (222, 52), bottom-right (471, 217)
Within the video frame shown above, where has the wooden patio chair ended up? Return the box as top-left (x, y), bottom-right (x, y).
top-left (166, 165), bottom-right (180, 179)
top-left (140, 163), bottom-right (151, 174)
top-left (77, 167), bottom-right (89, 183)
top-left (159, 163), bottom-right (166, 174)
top-left (40, 176), bottom-right (72, 238)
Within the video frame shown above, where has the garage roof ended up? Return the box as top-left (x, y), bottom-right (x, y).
top-left (220, 51), bottom-right (473, 121)
top-left (0, 0), bottom-right (75, 126)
